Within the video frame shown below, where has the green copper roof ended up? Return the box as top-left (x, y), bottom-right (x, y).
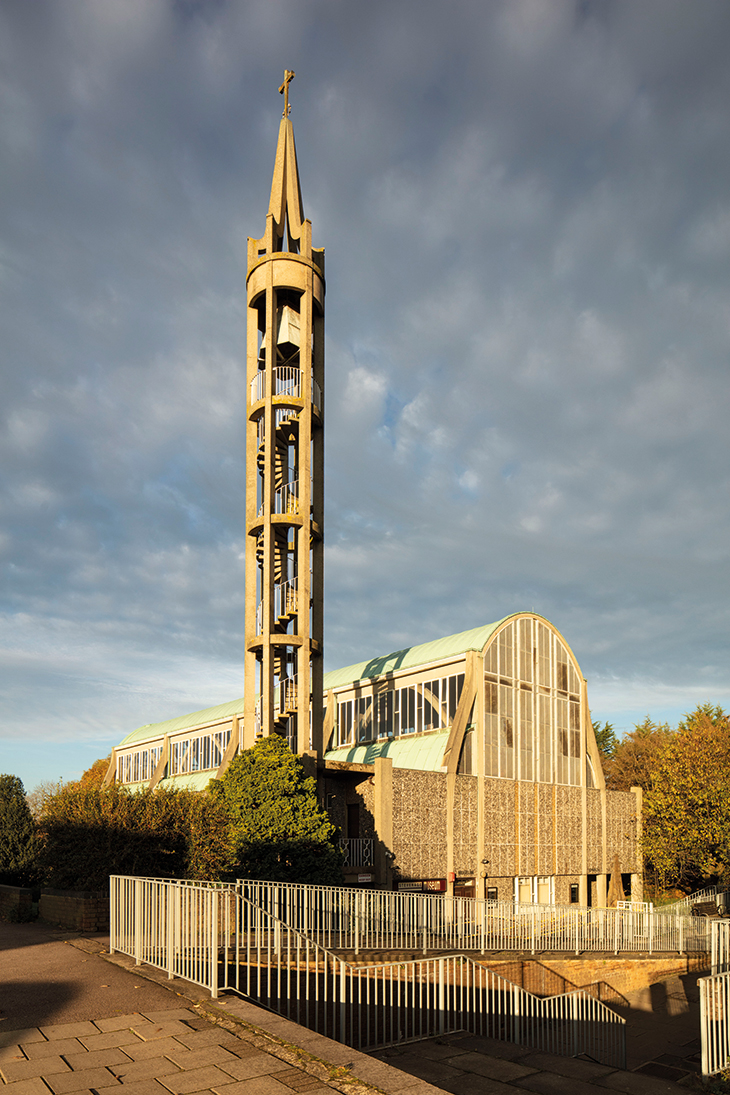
top-left (324, 729), bottom-right (451, 771)
top-left (117, 613), bottom-right (545, 752)
top-left (322, 615), bottom-right (519, 691)
top-left (118, 696), bottom-right (244, 748)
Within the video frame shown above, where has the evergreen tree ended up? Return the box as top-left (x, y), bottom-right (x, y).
top-left (212, 735), bottom-right (344, 884)
top-left (0, 774), bottom-right (37, 886)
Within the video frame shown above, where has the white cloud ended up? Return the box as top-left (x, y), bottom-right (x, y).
top-left (1, 0), bottom-right (730, 789)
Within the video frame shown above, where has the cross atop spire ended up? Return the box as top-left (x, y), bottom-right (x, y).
top-left (279, 69), bottom-right (295, 117)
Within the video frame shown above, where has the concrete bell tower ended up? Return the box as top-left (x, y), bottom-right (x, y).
top-left (244, 73), bottom-right (325, 757)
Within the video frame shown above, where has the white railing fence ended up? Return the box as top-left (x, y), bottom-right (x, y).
top-left (236, 879), bottom-right (709, 958)
top-left (700, 970), bottom-right (730, 1076)
top-left (109, 876), bottom-right (232, 996)
top-left (662, 885), bottom-right (730, 916)
top-left (109, 876), bottom-right (625, 1066)
top-left (711, 920), bottom-right (730, 975)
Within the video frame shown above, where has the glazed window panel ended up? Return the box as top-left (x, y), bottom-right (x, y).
top-left (538, 693), bottom-right (552, 782)
top-left (537, 623), bottom-right (551, 688)
top-left (356, 696), bottom-right (372, 742)
top-left (499, 624), bottom-right (513, 680)
top-left (375, 690), bottom-right (393, 739)
top-left (556, 698), bottom-right (569, 785)
top-left (499, 685), bottom-right (514, 779)
top-left (556, 642), bottom-right (569, 693)
top-left (520, 687), bottom-right (534, 781)
top-left (338, 700), bottom-right (353, 745)
top-left (519, 618), bottom-right (533, 684)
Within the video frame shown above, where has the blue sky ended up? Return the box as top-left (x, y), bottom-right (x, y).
top-left (1, 0), bottom-right (730, 791)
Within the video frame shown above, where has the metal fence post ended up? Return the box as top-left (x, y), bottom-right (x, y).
top-left (109, 877), bottom-right (115, 955)
top-left (438, 958), bottom-right (445, 1035)
top-left (167, 881), bottom-right (175, 980)
top-left (210, 889), bottom-right (219, 999)
top-left (355, 888), bottom-right (360, 957)
top-left (134, 878), bottom-right (142, 966)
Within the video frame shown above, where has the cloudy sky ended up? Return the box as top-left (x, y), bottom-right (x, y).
top-left (1, 0), bottom-right (729, 790)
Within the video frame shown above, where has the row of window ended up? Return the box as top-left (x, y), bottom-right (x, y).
top-left (170, 728), bottom-right (232, 775)
top-left (116, 727), bottom-right (233, 784)
top-left (337, 673), bottom-right (465, 746)
top-left (116, 746), bottom-right (163, 785)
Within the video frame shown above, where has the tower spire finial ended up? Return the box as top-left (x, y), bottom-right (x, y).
top-left (279, 69), bottom-right (295, 117)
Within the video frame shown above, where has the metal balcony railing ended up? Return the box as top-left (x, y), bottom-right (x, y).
top-left (275, 675), bottom-right (297, 718)
top-left (255, 578), bottom-right (298, 636)
top-left (250, 367), bottom-right (321, 411)
top-left (250, 371), bottom-right (265, 403)
top-left (257, 480), bottom-right (299, 519)
top-left (339, 838), bottom-right (374, 868)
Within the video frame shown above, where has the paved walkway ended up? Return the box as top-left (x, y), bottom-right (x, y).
top-left (0, 921), bottom-right (440, 1095)
top-left (0, 921), bottom-right (709, 1095)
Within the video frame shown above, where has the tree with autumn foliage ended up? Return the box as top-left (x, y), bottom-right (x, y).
top-left (641, 705), bottom-right (730, 894)
top-left (603, 716), bottom-right (672, 791)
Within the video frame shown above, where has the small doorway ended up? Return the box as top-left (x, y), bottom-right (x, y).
top-left (347, 804), bottom-right (360, 840)
top-left (454, 877), bottom-right (476, 899)
top-left (515, 876), bottom-right (554, 905)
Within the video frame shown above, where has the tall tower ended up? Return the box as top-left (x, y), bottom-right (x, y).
top-left (244, 74), bottom-right (325, 756)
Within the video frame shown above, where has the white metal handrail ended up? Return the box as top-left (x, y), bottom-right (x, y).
top-left (711, 920), bottom-right (730, 975)
top-left (250, 371), bottom-right (265, 403)
top-left (273, 366), bottom-right (301, 398)
top-left (275, 675), bottom-right (297, 719)
top-left (700, 969), bottom-right (730, 1076)
top-left (256, 579), bottom-right (297, 636)
top-left (275, 577), bottom-right (297, 619)
top-left (257, 480), bottom-right (299, 519)
top-left (274, 479), bottom-right (299, 515)
top-left (109, 876), bottom-right (626, 1066)
top-left (236, 879), bottom-right (708, 957)
top-left (250, 368), bottom-right (320, 411)
top-left (662, 885), bottom-right (729, 915)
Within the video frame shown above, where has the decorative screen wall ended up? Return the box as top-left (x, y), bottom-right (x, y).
top-left (484, 618), bottom-right (583, 786)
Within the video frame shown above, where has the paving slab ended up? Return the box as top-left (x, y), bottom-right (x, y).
top-left (2, 1079), bottom-right (56, 1095)
top-left (45, 1066), bottom-right (122, 1093)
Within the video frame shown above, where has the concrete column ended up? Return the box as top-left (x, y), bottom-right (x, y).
top-left (373, 756), bottom-right (393, 890)
top-left (596, 873), bottom-right (608, 907)
top-left (578, 874), bottom-right (588, 907)
top-left (630, 785), bottom-right (644, 901)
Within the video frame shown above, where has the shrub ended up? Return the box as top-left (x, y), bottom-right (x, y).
top-left (38, 784), bottom-right (231, 890)
top-left (211, 735), bottom-right (344, 885)
top-left (0, 774), bottom-right (38, 886)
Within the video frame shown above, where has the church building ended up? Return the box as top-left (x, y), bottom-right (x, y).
top-left (109, 77), bottom-right (641, 908)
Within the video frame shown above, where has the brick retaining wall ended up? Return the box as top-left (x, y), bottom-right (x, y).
top-left (39, 888), bottom-right (109, 932)
top-left (486, 953), bottom-right (710, 1001)
top-left (0, 883), bottom-right (33, 921)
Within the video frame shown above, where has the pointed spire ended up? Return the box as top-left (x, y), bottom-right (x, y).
top-left (267, 115), bottom-right (305, 247)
